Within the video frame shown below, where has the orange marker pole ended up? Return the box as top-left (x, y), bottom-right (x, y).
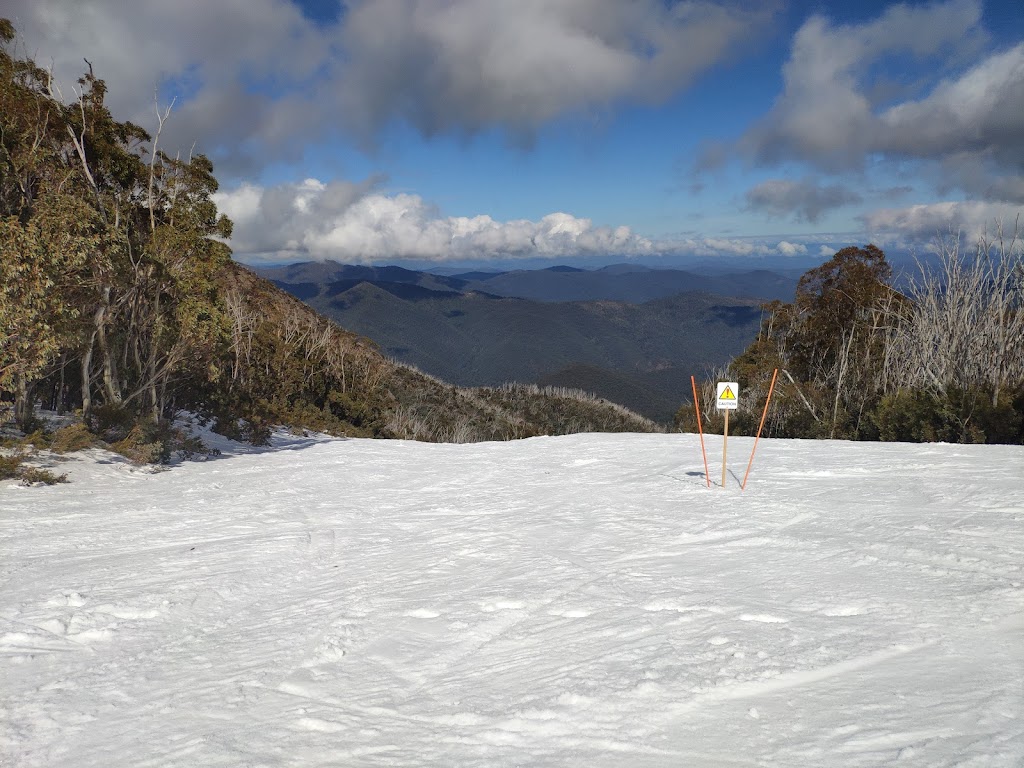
top-left (741, 368), bottom-right (779, 491)
top-left (691, 375), bottom-right (711, 488)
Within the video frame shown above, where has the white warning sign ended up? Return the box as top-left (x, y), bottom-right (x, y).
top-left (716, 381), bottom-right (739, 410)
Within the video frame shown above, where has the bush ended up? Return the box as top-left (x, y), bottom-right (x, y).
top-left (18, 466), bottom-right (68, 485)
top-left (870, 388), bottom-right (997, 444)
top-left (16, 415), bottom-right (49, 437)
top-left (0, 453), bottom-right (22, 480)
top-left (87, 403), bottom-right (136, 443)
top-left (110, 424), bottom-right (169, 464)
top-left (98, 415), bottom-right (216, 464)
top-left (19, 428), bottom-right (53, 449)
top-left (175, 432), bottom-right (215, 460)
top-left (50, 423), bottom-right (96, 454)
top-left (0, 453), bottom-right (67, 485)
top-left (212, 416), bottom-right (272, 446)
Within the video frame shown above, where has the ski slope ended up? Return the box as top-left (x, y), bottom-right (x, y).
top-left (2, 431), bottom-right (1023, 767)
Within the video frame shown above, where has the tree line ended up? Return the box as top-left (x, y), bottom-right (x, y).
top-left (681, 236), bottom-right (1024, 444)
top-left (0, 19), bottom-right (398, 441)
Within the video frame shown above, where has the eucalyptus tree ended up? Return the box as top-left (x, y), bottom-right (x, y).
top-left (1, 18), bottom-right (233, 426)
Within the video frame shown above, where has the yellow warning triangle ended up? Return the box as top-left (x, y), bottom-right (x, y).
top-left (720, 386), bottom-right (736, 400)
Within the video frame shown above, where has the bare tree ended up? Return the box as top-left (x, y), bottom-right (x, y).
top-left (885, 222), bottom-right (1024, 403)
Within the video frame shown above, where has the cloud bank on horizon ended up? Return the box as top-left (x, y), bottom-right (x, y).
top-left (216, 177), bottom-right (815, 263)
top-left (7, 0), bottom-right (1024, 265)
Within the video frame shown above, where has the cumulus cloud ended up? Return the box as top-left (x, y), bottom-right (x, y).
top-left (215, 179), bottom-right (660, 263)
top-left (673, 237), bottom-right (811, 259)
top-left (7, 0), bottom-right (334, 175)
top-left (216, 179), bottom-right (822, 263)
top-left (334, 0), bottom-right (772, 139)
top-left (776, 240), bottom-right (808, 257)
top-left (740, 0), bottom-right (985, 169)
top-left (744, 178), bottom-right (861, 223)
top-left (878, 44), bottom-right (1024, 170)
top-left (7, 0), bottom-right (773, 173)
top-left (860, 201), bottom-right (1024, 244)
top-left (724, 0), bottom-right (1024, 206)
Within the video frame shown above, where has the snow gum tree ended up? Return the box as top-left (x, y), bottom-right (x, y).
top-left (726, 245), bottom-right (902, 439)
top-left (0, 18), bottom-right (233, 428)
top-left (0, 197), bottom-right (98, 425)
top-left (724, 238), bottom-right (1023, 444)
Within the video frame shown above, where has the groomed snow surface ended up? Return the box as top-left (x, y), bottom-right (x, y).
top-left (2, 430), bottom-right (1023, 767)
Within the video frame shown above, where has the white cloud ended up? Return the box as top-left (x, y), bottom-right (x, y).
top-left (216, 179), bottom-right (828, 263)
top-left (214, 180), bottom-right (659, 263)
top-left (6, 0), bottom-right (773, 172)
top-left (644, 236), bottom-right (817, 260)
top-left (860, 201), bottom-right (1024, 245)
top-left (776, 241), bottom-right (808, 257)
top-left (729, 0), bottom-right (1024, 206)
top-left (334, 0), bottom-right (772, 139)
top-left (7, 0), bottom-right (333, 175)
top-left (745, 178), bottom-right (862, 223)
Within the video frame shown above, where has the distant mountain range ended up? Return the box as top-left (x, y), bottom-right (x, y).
top-left (258, 261), bottom-right (798, 304)
top-left (257, 261), bottom-right (798, 422)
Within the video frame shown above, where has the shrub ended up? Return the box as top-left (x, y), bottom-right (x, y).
top-left (16, 415), bottom-right (49, 437)
top-left (175, 432), bottom-right (215, 460)
top-left (212, 416), bottom-right (272, 446)
top-left (18, 466), bottom-right (68, 485)
top-left (0, 453), bottom-right (23, 480)
top-left (87, 403), bottom-right (136, 443)
top-left (19, 428), bottom-right (52, 449)
top-left (110, 424), bottom-right (168, 464)
top-left (103, 417), bottom-right (217, 464)
top-left (50, 423), bottom-right (96, 454)
top-left (870, 388), bottom-right (993, 444)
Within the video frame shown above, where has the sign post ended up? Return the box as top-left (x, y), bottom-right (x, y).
top-left (716, 382), bottom-right (738, 488)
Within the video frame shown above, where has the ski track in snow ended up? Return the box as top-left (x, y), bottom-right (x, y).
top-left (1, 432), bottom-right (1023, 766)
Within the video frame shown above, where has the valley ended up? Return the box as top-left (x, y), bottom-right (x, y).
top-left (260, 262), bottom-right (797, 423)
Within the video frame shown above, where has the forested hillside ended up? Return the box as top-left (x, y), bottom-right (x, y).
top-left (0, 19), bottom-right (660, 458)
top-left (257, 260), bottom-right (799, 304)
top-left (270, 274), bottom-right (764, 423)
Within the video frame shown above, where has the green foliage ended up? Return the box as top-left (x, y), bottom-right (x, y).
top-left (788, 245), bottom-right (892, 382)
top-left (17, 466), bottom-right (68, 485)
top-left (110, 424), bottom-right (170, 465)
top-left (0, 452), bottom-right (22, 479)
top-left (0, 450), bottom-right (67, 484)
top-left (106, 418), bottom-right (215, 464)
top-left (212, 416), bottom-right (273, 447)
top-left (87, 403), bottom-right (137, 443)
top-left (0, 199), bottom-right (99, 428)
top-left (727, 241), bottom-right (1024, 445)
top-left (49, 423), bottom-right (96, 454)
top-left (871, 386), bottom-right (1024, 444)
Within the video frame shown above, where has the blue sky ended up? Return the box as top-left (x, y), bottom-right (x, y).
top-left (9, 0), bottom-right (1024, 268)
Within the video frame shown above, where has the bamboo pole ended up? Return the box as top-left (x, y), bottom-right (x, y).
top-left (691, 376), bottom-right (710, 488)
top-left (741, 368), bottom-right (779, 491)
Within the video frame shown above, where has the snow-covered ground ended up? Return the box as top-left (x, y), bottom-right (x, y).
top-left (1, 431), bottom-right (1023, 767)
